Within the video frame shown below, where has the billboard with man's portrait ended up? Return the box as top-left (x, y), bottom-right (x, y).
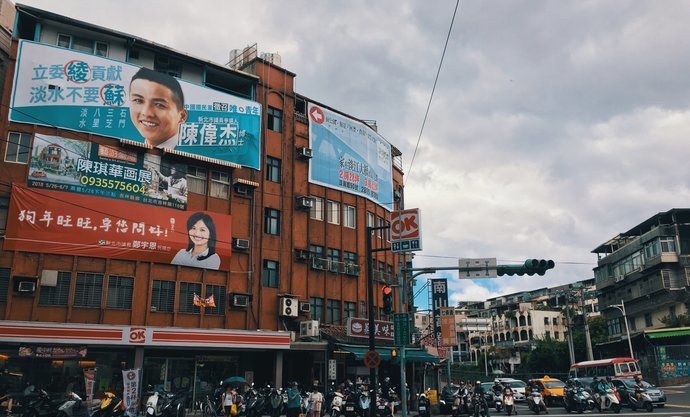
top-left (10, 40), bottom-right (261, 169)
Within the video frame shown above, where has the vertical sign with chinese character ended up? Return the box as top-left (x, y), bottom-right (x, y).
top-left (122, 368), bottom-right (141, 417)
top-left (439, 307), bottom-right (457, 347)
top-left (430, 278), bottom-right (449, 357)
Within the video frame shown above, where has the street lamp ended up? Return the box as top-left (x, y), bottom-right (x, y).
top-left (608, 299), bottom-right (634, 360)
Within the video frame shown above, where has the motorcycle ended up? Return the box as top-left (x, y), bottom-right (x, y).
top-left (563, 385), bottom-right (594, 414)
top-left (490, 390), bottom-right (504, 412)
top-left (56, 392), bottom-right (88, 417)
top-left (268, 386), bottom-right (283, 417)
top-left (356, 388), bottom-right (370, 417)
top-left (470, 391), bottom-right (489, 417)
top-left (244, 384), bottom-right (263, 417)
top-left (20, 389), bottom-right (60, 417)
top-left (374, 395), bottom-right (391, 417)
top-left (439, 384), bottom-right (460, 415)
top-left (416, 390), bottom-right (430, 417)
top-left (593, 387), bottom-right (621, 414)
top-left (343, 389), bottom-right (358, 417)
top-left (503, 389), bottom-right (516, 416)
top-left (145, 388), bottom-right (187, 417)
top-left (628, 387), bottom-right (653, 413)
top-left (91, 392), bottom-right (125, 417)
top-left (330, 391), bottom-right (344, 417)
top-left (526, 389), bottom-right (547, 414)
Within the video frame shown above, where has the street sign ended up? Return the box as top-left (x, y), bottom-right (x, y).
top-left (390, 208), bottom-right (422, 253)
top-left (439, 307), bottom-right (457, 347)
top-left (458, 257), bottom-right (497, 278)
top-left (393, 312), bottom-right (411, 346)
top-left (363, 350), bottom-right (381, 369)
top-left (328, 359), bottom-right (337, 380)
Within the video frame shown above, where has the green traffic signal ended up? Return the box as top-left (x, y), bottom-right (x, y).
top-left (497, 259), bottom-right (555, 276)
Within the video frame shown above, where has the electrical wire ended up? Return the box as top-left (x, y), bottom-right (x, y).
top-left (404, 0), bottom-right (460, 187)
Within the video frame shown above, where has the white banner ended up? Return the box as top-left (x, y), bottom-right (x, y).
top-left (83, 368), bottom-right (96, 409)
top-left (122, 368), bottom-right (141, 417)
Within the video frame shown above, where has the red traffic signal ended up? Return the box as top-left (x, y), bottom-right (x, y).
top-left (382, 285), bottom-right (393, 314)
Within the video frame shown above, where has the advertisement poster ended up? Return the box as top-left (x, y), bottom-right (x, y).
top-left (4, 184), bottom-right (232, 271)
top-left (28, 134), bottom-right (187, 210)
top-left (10, 40), bottom-right (261, 169)
top-left (430, 278), bottom-right (449, 356)
top-left (307, 103), bottom-right (394, 211)
top-left (122, 368), bottom-right (141, 417)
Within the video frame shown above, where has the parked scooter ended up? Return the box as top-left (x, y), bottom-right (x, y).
top-left (374, 395), bottom-right (391, 417)
top-left (268, 386), bottom-right (283, 417)
top-left (330, 390), bottom-right (344, 417)
top-left (20, 389), bottom-right (59, 417)
top-left (416, 390), bottom-right (430, 417)
top-left (145, 388), bottom-right (187, 417)
top-left (56, 392), bottom-right (88, 417)
top-left (526, 389), bottom-right (547, 414)
top-left (628, 387), bottom-right (654, 413)
top-left (91, 392), bottom-right (125, 417)
top-left (356, 388), bottom-right (370, 417)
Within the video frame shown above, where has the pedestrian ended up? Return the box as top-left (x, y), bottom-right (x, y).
top-left (287, 382), bottom-right (301, 417)
top-left (308, 386), bottom-right (322, 417)
top-left (222, 385), bottom-right (235, 417)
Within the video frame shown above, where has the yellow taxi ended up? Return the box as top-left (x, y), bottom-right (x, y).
top-left (532, 376), bottom-right (566, 406)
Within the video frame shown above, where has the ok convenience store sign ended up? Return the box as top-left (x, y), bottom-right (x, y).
top-left (390, 208), bottom-right (422, 253)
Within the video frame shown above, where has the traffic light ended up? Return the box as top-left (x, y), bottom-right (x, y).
top-left (497, 259), bottom-right (555, 276)
top-left (382, 285), bottom-right (394, 315)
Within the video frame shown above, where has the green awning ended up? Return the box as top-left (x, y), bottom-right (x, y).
top-left (336, 344), bottom-right (439, 363)
top-left (645, 327), bottom-right (690, 339)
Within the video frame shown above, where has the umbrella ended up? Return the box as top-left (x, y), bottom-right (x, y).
top-left (222, 376), bottom-right (247, 387)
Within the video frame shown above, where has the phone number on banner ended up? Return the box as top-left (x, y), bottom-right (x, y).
top-left (80, 176), bottom-right (146, 194)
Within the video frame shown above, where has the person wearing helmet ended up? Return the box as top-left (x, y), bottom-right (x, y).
top-left (492, 379), bottom-right (503, 397)
top-left (634, 375), bottom-right (644, 388)
top-left (473, 381), bottom-right (489, 416)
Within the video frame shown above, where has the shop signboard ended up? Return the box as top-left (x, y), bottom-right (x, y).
top-left (430, 278), bottom-right (449, 350)
top-left (11, 40), bottom-right (262, 169)
top-left (346, 317), bottom-right (394, 341)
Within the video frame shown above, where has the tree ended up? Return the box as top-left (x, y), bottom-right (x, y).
top-left (660, 313), bottom-right (690, 327)
top-left (523, 338), bottom-right (570, 374)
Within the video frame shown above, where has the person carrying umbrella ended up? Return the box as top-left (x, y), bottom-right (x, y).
top-left (223, 385), bottom-right (236, 417)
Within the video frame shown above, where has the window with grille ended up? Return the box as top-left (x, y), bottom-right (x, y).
top-left (151, 280), bottom-right (175, 312)
top-left (106, 276), bottom-right (134, 309)
top-left (267, 107), bottom-right (283, 132)
top-left (310, 297), bottom-right (324, 322)
top-left (263, 260), bottom-right (279, 288)
top-left (210, 170), bottom-right (230, 199)
top-left (327, 299), bottom-right (342, 325)
top-left (359, 300), bottom-right (367, 318)
top-left (179, 282), bottom-right (202, 314)
top-left (57, 34), bottom-right (108, 57)
top-left (327, 201), bottom-right (340, 224)
top-left (0, 197), bottom-right (8, 231)
top-left (264, 208), bottom-right (281, 235)
top-left (0, 268), bottom-right (9, 304)
top-left (310, 197), bottom-right (324, 221)
top-left (205, 284), bottom-right (226, 315)
top-left (74, 272), bottom-right (104, 308)
top-left (187, 166), bottom-right (207, 195)
top-left (39, 272), bottom-right (71, 306)
top-left (344, 205), bottom-right (356, 228)
top-left (266, 157), bottom-right (281, 183)
top-left (5, 132), bottom-right (32, 163)
top-left (344, 301), bottom-right (357, 319)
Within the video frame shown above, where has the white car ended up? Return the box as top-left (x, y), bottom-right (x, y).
top-left (497, 378), bottom-right (527, 402)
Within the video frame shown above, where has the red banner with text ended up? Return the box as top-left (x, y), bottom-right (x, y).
top-left (4, 184), bottom-right (232, 270)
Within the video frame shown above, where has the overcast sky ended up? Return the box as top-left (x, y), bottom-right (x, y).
top-left (17, 0), bottom-right (690, 306)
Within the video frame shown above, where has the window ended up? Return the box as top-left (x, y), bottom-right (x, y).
top-left (264, 208), bottom-right (281, 235)
top-left (151, 280), bottom-right (175, 313)
top-left (179, 282), bottom-right (202, 314)
top-left (545, 331), bottom-right (551, 339)
top-left (310, 197), bottom-right (324, 220)
top-left (367, 212), bottom-right (375, 229)
top-left (267, 107), bottom-right (283, 132)
top-left (0, 268), bottom-right (9, 304)
top-left (344, 301), bottom-right (357, 319)
top-left (210, 170), bottom-right (230, 199)
top-left (39, 272), bottom-right (71, 306)
top-left (106, 276), bottom-right (133, 309)
top-left (187, 166), bottom-right (207, 195)
top-left (554, 331), bottom-right (560, 340)
top-left (544, 317), bottom-right (550, 325)
top-left (57, 34), bottom-right (108, 57)
top-left (552, 317), bottom-right (558, 325)
top-left (327, 248), bottom-right (340, 273)
top-left (344, 251), bottom-right (357, 265)
top-left (205, 284), bottom-right (226, 315)
top-left (310, 245), bottom-right (325, 258)
top-left (5, 132), bottom-right (31, 163)
top-left (344, 205), bottom-right (356, 228)
top-left (0, 197), bottom-right (8, 231)
top-left (72, 273), bottom-right (104, 304)
top-left (327, 299), bottom-right (342, 325)
top-left (263, 260), bottom-right (279, 288)
top-left (266, 157), bottom-right (281, 183)
top-left (327, 201), bottom-right (340, 224)
top-left (376, 217), bottom-right (386, 239)
top-left (644, 313), bottom-right (653, 327)
top-left (359, 301), bottom-right (367, 318)
top-left (310, 297), bottom-right (324, 322)
top-left (660, 237), bottom-right (676, 253)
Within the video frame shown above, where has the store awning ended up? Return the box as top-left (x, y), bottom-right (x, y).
top-left (336, 344), bottom-right (440, 363)
top-left (645, 327), bottom-right (690, 339)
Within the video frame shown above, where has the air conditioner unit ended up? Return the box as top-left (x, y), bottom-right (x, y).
top-left (231, 294), bottom-right (250, 308)
top-left (297, 147), bottom-right (313, 159)
top-left (296, 196), bottom-right (314, 210)
top-left (17, 281), bottom-right (36, 294)
top-left (279, 297), bottom-right (298, 317)
top-left (295, 249), bottom-right (310, 262)
top-left (299, 301), bottom-right (311, 314)
top-left (299, 320), bottom-right (320, 337)
top-left (233, 238), bottom-right (250, 250)
top-left (614, 275), bottom-right (625, 283)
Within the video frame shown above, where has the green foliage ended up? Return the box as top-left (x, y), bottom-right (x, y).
top-left (523, 338), bottom-right (570, 374)
top-left (659, 314), bottom-right (690, 327)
